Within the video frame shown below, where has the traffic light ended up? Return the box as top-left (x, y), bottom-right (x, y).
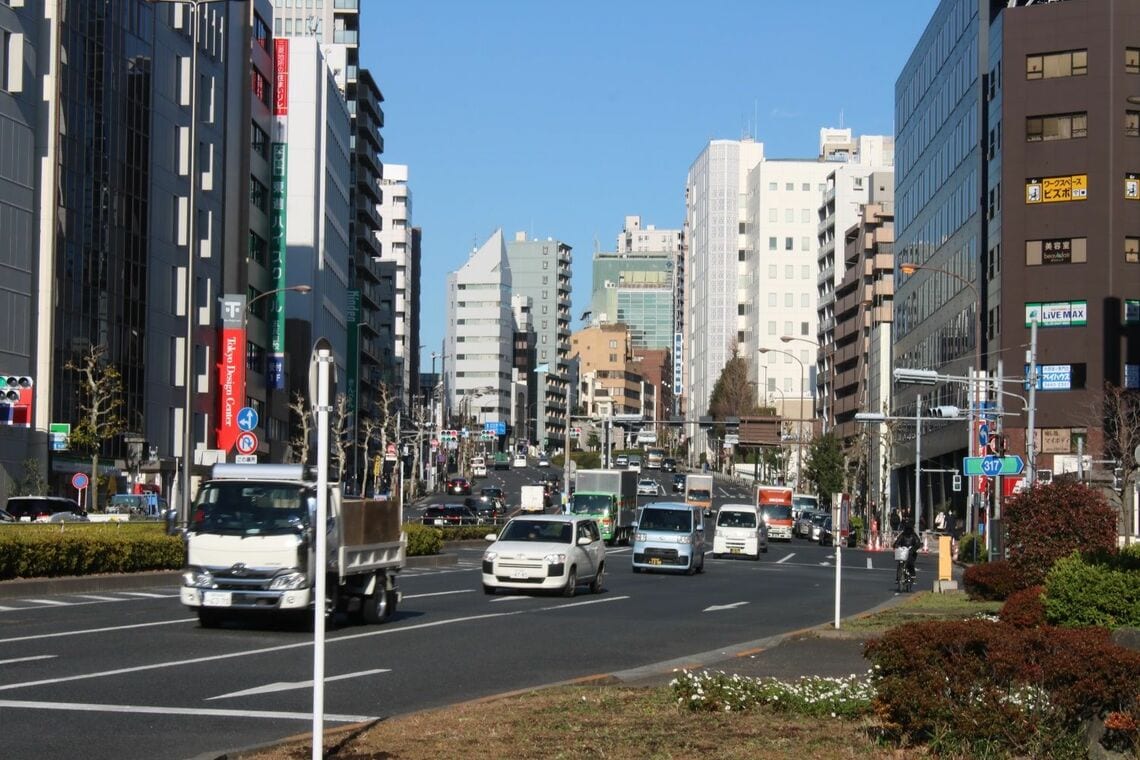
top-left (0, 376), bottom-right (32, 403)
top-left (926, 405), bottom-right (961, 418)
top-left (1113, 465), bottom-right (1124, 491)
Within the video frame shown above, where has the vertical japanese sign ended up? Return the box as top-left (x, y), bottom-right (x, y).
top-left (216, 295), bottom-right (248, 452)
top-left (268, 39), bottom-right (290, 389)
top-left (346, 290), bottom-right (361, 419)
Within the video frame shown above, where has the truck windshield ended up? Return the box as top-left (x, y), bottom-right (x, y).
top-left (191, 483), bottom-right (312, 536)
top-left (638, 508), bottom-right (692, 532)
top-left (686, 489), bottom-right (711, 501)
top-left (718, 511), bottom-right (757, 528)
top-left (568, 494), bottom-right (612, 514)
top-left (761, 506), bottom-right (793, 522)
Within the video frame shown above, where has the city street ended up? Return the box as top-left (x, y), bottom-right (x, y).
top-left (0, 467), bottom-right (926, 760)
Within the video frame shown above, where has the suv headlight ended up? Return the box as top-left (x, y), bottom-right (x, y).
top-left (543, 552), bottom-right (567, 565)
top-left (676, 535), bottom-right (692, 544)
top-left (182, 568), bottom-right (214, 588)
top-left (483, 550), bottom-right (498, 562)
top-left (634, 532), bottom-right (646, 542)
top-left (268, 571), bottom-right (308, 590)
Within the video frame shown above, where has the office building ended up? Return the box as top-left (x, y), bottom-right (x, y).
top-left (377, 164), bottom-right (421, 403)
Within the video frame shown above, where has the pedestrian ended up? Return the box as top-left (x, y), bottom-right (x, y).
top-left (935, 510), bottom-right (947, 533)
top-left (889, 509), bottom-right (901, 532)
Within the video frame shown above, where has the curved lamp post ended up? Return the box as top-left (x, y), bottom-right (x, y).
top-left (759, 347), bottom-right (806, 489)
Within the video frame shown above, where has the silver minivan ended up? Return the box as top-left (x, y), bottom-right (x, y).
top-left (631, 501), bottom-right (705, 574)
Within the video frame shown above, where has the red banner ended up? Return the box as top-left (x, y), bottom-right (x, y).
top-left (273, 39), bottom-right (289, 116)
top-left (215, 327), bottom-right (247, 452)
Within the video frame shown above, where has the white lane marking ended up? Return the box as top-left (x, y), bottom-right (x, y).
top-left (26, 599), bottom-right (71, 607)
top-left (0, 618), bottom-right (195, 646)
top-left (0, 655), bottom-right (57, 665)
top-left (76, 595), bottom-right (123, 602)
top-left (120, 592), bottom-right (171, 598)
top-left (0, 699), bottom-right (376, 723)
top-left (489, 595), bottom-right (530, 603)
top-left (866, 558), bottom-right (874, 570)
top-left (0, 595), bottom-right (630, 693)
top-left (402, 590), bottom-right (472, 599)
top-left (0, 605), bottom-right (17, 612)
top-left (776, 553), bottom-right (796, 564)
top-left (703, 602), bottom-right (748, 612)
top-left (207, 668), bottom-right (391, 700)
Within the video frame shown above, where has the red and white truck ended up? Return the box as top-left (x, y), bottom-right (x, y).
top-left (755, 485), bottom-right (794, 541)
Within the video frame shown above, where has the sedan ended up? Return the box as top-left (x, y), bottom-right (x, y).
top-left (446, 477), bottom-right (472, 495)
top-left (537, 454), bottom-right (550, 467)
top-left (794, 510), bottom-right (819, 538)
top-left (662, 458), bottom-right (677, 472)
top-left (421, 504), bottom-right (479, 526)
top-left (636, 478), bottom-right (661, 496)
top-left (671, 473), bottom-right (686, 493)
top-left (481, 514), bottom-right (606, 596)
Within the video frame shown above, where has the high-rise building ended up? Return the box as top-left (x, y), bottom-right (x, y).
top-left (506, 232), bottom-right (572, 450)
top-left (894, 0), bottom-right (1140, 533)
top-left (446, 230), bottom-right (513, 430)
top-left (377, 164), bottom-right (420, 401)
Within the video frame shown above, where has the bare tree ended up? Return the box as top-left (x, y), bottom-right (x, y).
top-left (1099, 382), bottom-right (1140, 530)
top-left (330, 393), bottom-right (349, 483)
top-left (288, 392), bottom-right (312, 464)
top-left (66, 345), bottom-right (125, 511)
top-left (356, 415), bottom-right (384, 496)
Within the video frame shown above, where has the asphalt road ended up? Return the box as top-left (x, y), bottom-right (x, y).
top-left (0, 466), bottom-right (921, 760)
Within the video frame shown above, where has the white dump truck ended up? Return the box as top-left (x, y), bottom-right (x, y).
top-left (520, 484), bottom-right (547, 513)
top-left (179, 463), bottom-right (405, 627)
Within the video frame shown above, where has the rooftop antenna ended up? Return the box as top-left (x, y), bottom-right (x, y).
top-left (754, 98), bottom-right (758, 139)
top-left (839, 108), bottom-right (845, 128)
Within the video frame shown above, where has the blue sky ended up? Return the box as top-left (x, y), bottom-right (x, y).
top-left (363, 0), bottom-right (939, 370)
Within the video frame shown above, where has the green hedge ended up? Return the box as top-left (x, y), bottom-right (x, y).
top-left (956, 531), bottom-right (988, 563)
top-left (1044, 550), bottom-right (1140, 629)
top-left (0, 523), bottom-right (183, 580)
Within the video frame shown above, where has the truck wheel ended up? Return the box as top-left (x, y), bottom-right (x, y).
top-left (561, 567), bottom-right (577, 597)
top-left (361, 589), bottom-right (393, 624)
top-left (589, 563), bottom-right (604, 594)
top-left (197, 609), bottom-right (224, 628)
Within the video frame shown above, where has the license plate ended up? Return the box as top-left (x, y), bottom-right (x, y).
top-left (649, 558), bottom-right (662, 565)
top-left (511, 570), bottom-right (529, 579)
top-left (202, 591), bottom-right (232, 607)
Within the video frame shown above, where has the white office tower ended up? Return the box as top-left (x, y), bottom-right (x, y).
top-left (283, 37), bottom-right (352, 372)
top-left (445, 230), bottom-right (514, 427)
top-left (378, 164), bottom-right (415, 395)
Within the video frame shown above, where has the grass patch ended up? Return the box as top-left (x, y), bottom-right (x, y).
top-left (240, 684), bottom-right (922, 760)
top-left (841, 591), bottom-right (1002, 632)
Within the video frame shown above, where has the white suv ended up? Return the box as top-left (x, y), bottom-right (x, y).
top-left (482, 515), bottom-right (606, 597)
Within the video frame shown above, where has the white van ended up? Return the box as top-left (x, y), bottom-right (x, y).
top-left (631, 501), bottom-right (705, 574)
top-left (712, 503), bottom-right (767, 560)
top-left (471, 457), bottom-right (487, 477)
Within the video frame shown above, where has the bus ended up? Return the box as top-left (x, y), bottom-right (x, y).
top-left (645, 448), bottom-right (666, 469)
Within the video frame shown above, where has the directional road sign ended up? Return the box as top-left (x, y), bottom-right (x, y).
top-left (962, 455), bottom-right (1024, 477)
top-left (237, 406), bottom-right (259, 432)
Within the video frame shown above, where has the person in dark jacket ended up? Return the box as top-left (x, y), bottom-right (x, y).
top-left (893, 521), bottom-right (921, 578)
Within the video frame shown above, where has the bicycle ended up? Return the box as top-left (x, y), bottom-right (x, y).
top-left (894, 547), bottom-right (915, 592)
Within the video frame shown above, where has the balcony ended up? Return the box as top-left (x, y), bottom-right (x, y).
top-left (359, 280), bottom-right (381, 310)
top-left (355, 195), bottom-right (381, 231)
top-left (333, 29), bottom-right (358, 44)
top-left (355, 231), bottom-right (381, 261)
top-left (333, 0), bottom-right (359, 10)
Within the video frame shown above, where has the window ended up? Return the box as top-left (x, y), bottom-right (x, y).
top-left (250, 176), bottom-right (268, 213)
top-left (248, 231), bottom-right (267, 266)
top-left (1026, 112), bottom-right (1087, 141)
top-left (784, 294), bottom-right (793, 307)
top-left (801, 237), bottom-right (810, 251)
top-left (801, 321), bottom-right (809, 335)
top-left (252, 70), bottom-right (270, 107)
top-left (768, 181), bottom-right (777, 191)
top-left (784, 321), bottom-right (793, 335)
top-left (768, 264), bottom-right (777, 278)
top-left (768, 237), bottom-right (777, 250)
top-left (785, 237), bottom-right (793, 251)
top-left (768, 321), bottom-right (776, 335)
top-left (608, 340), bottom-right (617, 349)
top-left (1127, 237), bottom-right (1139, 264)
top-left (768, 208), bottom-right (777, 222)
top-left (1128, 48), bottom-right (1140, 75)
top-left (738, 222), bottom-right (746, 234)
top-left (768, 293), bottom-right (777, 307)
top-left (738, 249), bottom-right (746, 262)
top-left (785, 183), bottom-right (794, 191)
top-left (254, 14), bottom-right (271, 50)
top-left (1127, 110), bottom-right (1139, 138)
top-left (784, 209), bottom-right (794, 223)
top-left (801, 183), bottom-right (810, 191)
top-left (1026, 49), bottom-right (1087, 79)
top-left (251, 122), bottom-right (269, 160)
top-left (801, 209), bottom-right (810, 223)
top-left (802, 265), bottom-right (811, 279)
top-left (0, 30), bottom-right (8, 92)
top-left (801, 294), bottom-right (810, 308)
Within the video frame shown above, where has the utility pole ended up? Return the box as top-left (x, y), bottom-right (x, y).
top-left (1025, 318), bottom-right (1039, 486)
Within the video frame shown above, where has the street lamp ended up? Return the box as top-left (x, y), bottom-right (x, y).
top-left (781, 335), bottom-right (821, 431)
top-left (760, 347), bottom-right (806, 489)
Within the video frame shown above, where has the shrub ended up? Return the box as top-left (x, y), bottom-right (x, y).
top-left (0, 523), bottom-right (183, 579)
top-left (962, 559), bottom-right (1020, 601)
top-left (1004, 480), bottom-right (1117, 587)
top-left (956, 531), bottom-right (988, 563)
top-left (1000, 585), bottom-right (1046, 628)
top-left (864, 619), bottom-right (1140, 756)
top-left (403, 523), bottom-right (443, 556)
top-left (1044, 551), bottom-right (1140, 629)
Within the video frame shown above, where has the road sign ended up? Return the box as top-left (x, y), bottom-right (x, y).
top-left (235, 431), bottom-right (258, 455)
top-left (978, 421), bottom-right (989, 448)
top-left (237, 407), bottom-right (259, 432)
top-left (71, 472), bottom-right (89, 490)
top-left (963, 455), bottom-right (1024, 477)
top-left (235, 454), bottom-right (258, 464)
top-left (50, 422), bottom-right (71, 451)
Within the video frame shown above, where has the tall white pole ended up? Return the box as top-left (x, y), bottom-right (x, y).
top-left (1025, 319), bottom-right (1039, 486)
top-left (914, 393), bottom-right (922, 527)
top-left (312, 347), bottom-right (331, 759)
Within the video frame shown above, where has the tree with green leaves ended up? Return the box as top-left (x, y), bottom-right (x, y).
top-left (11, 457), bottom-right (48, 496)
top-left (707, 350), bottom-right (765, 422)
top-left (805, 432), bottom-right (845, 502)
top-left (66, 344), bottom-right (125, 511)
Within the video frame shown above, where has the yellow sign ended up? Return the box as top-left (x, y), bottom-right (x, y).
top-left (1026, 174), bottom-right (1088, 204)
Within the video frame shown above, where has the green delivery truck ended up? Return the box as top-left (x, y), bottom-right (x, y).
top-left (568, 469), bottom-right (638, 545)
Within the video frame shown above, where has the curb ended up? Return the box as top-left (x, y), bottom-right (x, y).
top-left (0, 552), bottom-right (461, 599)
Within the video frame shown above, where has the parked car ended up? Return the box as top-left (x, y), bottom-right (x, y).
top-left (636, 478), bottom-right (661, 496)
top-left (421, 504), bottom-right (479, 526)
top-left (481, 514), bottom-right (606, 596)
top-left (446, 477), bottom-right (472, 495)
top-left (662, 458), bottom-right (677, 472)
top-left (817, 516), bottom-right (834, 546)
top-left (614, 455), bottom-right (629, 468)
top-left (46, 511), bottom-right (90, 523)
top-left (809, 512), bottom-right (830, 542)
top-left (0, 508), bottom-right (14, 523)
top-left (537, 454), bottom-right (550, 467)
top-left (671, 473), bottom-right (686, 493)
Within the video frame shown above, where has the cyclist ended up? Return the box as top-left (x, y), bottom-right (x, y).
top-left (893, 521), bottom-right (921, 584)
